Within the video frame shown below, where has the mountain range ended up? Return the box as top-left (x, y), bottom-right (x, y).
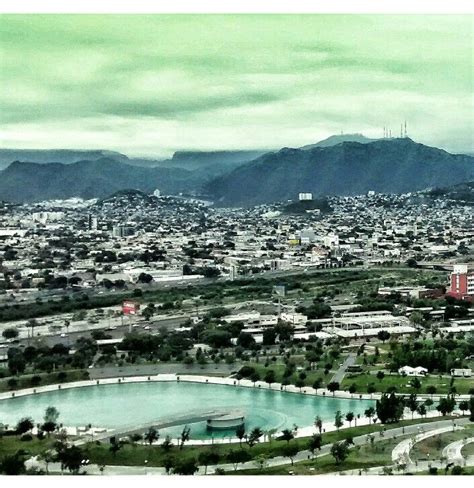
top-left (0, 136), bottom-right (473, 205)
top-left (206, 138), bottom-right (474, 207)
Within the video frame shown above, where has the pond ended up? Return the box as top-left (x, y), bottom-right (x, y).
top-left (0, 381), bottom-right (374, 439)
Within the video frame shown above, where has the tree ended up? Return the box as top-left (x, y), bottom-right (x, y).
top-left (406, 393), bottom-right (418, 419)
top-left (38, 449), bottom-right (56, 475)
top-left (57, 445), bottom-right (84, 474)
top-left (377, 330), bottom-right (391, 343)
top-left (247, 427), bottom-right (263, 448)
top-left (44, 406), bottom-right (60, 424)
top-left (314, 415), bottom-right (323, 433)
top-left (41, 421), bottom-right (57, 437)
top-left (237, 332), bottom-right (256, 349)
top-left (2, 328), bottom-right (18, 340)
top-left (330, 440), bottom-right (350, 465)
top-left (345, 412), bottom-right (354, 427)
top-left (250, 371), bottom-right (261, 386)
top-left (129, 433), bottom-right (143, 447)
top-left (144, 426), bottom-right (159, 446)
top-left (179, 425), bottom-right (191, 450)
top-left (198, 450), bottom-right (220, 474)
top-left (334, 410), bottom-right (344, 430)
top-left (227, 449), bottom-right (251, 471)
top-left (376, 393), bottom-right (405, 423)
top-left (264, 369), bottom-right (276, 388)
top-left (376, 371), bottom-right (385, 382)
top-left (417, 404), bottom-right (427, 418)
top-left (411, 377), bottom-right (422, 392)
top-left (161, 435), bottom-right (173, 452)
top-left (458, 400), bottom-right (469, 415)
top-left (0, 452), bottom-right (26, 475)
top-left (307, 433), bottom-right (322, 457)
top-left (15, 417), bottom-right (34, 435)
top-left (327, 381), bottom-right (340, 396)
top-left (109, 437), bottom-right (123, 457)
top-left (137, 272), bottom-right (153, 284)
top-left (235, 424), bottom-right (246, 447)
top-left (279, 428), bottom-right (294, 444)
top-left (437, 395), bottom-right (456, 416)
top-left (26, 318), bottom-right (39, 342)
top-left (282, 443), bottom-right (300, 466)
top-left (172, 458), bottom-right (198, 475)
top-left (426, 385), bottom-right (437, 397)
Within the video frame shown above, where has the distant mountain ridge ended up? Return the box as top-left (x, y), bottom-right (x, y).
top-left (0, 149), bottom-right (130, 170)
top-left (0, 158), bottom-right (195, 203)
top-left (206, 138), bottom-right (474, 207)
top-left (1, 136), bottom-right (473, 205)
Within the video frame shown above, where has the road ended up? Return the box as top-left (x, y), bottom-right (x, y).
top-left (330, 353), bottom-right (356, 384)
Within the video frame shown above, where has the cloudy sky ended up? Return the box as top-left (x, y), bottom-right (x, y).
top-left (0, 14), bottom-right (472, 157)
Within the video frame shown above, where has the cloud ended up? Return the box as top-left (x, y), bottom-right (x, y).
top-left (0, 14), bottom-right (472, 155)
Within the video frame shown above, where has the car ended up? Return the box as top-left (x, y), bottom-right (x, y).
top-left (60, 333), bottom-right (67, 338)
top-left (143, 326), bottom-right (151, 330)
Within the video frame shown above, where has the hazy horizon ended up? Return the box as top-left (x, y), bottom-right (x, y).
top-left (1, 14), bottom-right (473, 157)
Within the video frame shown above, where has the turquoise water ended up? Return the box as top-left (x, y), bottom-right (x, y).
top-left (0, 382), bottom-right (373, 439)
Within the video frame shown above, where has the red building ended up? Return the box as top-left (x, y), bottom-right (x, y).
top-left (447, 264), bottom-right (474, 300)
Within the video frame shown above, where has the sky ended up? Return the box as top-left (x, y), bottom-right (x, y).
top-left (0, 14), bottom-right (473, 157)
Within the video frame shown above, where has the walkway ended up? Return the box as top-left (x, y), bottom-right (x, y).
top-left (442, 437), bottom-right (474, 466)
top-left (391, 424), bottom-right (463, 464)
top-left (330, 353), bottom-right (356, 384)
top-left (25, 419), bottom-right (471, 475)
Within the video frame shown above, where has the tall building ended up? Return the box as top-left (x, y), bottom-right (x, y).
top-left (447, 264), bottom-right (474, 299)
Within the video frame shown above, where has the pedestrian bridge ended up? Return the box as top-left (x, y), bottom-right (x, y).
top-left (76, 408), bottom-right (246, 444)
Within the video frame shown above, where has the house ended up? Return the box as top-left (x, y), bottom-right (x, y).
top-left (450, 368), bottom-right (471, 377)
top-left (398, 366), bottom-right (428, 377)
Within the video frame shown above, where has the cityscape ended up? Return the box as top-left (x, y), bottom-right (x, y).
top-left (0, 7), bottom-right (473, 481)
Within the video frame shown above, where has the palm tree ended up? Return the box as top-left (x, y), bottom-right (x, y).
top-left (314, 415), bottom-right (323, 434)
top-left (179, 425), bottom-right (191, 450)
top-left (144, 427), bottom-right (159, 448)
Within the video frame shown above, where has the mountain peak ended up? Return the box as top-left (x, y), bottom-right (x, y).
top-left (301, 133), bottom-right (378, 150)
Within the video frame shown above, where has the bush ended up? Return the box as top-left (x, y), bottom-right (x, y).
top-left (238, 365), bottom-right (255, 378)
top-left (20, 433), bottom-right (33, 442)
top-left (451, 466), bottom-right (463, 475)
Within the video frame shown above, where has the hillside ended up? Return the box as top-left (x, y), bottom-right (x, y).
top-left (206, 138), bottom-right (474, 207)
top-left (425, 181), bottom-right (474, 204)
top-left (0, 158), bottom-right (196, 203)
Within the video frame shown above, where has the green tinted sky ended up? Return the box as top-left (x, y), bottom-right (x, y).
top-left (0, 14), bottom-right (472, 156)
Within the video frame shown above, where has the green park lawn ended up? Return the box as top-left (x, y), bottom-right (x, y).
top-left (0, 369), bottom-right (88, 394)
top-left (234, 434), bottom-right (414, 475)
top-left (81, 417), bottom-right (453, 468)
top-left (341, 372), bottom-right (473, 395)
top-left (0, 435), bottom-right (55, 459)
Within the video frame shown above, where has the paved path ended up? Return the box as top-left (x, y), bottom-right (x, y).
top-left (442, 437), bottom-right (474, 465)
top-left (26, 419), bottom-right (470, 475)
top-left (330, 353), bottom-right (356, 384)
top-left (391, 425), bottom-right (463, 464)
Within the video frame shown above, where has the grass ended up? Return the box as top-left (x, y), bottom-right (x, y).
top-left (461, 441), bottom-right (474, 457)
top-left (243, 362), bottom-right (333, 389)
top-left (0, 435), bottom-right (55, 459)
top-left (232, 435), bottom-right (413, 475)
top-left (341, 372), bottom-right (473, 395)
top-left (410, 425), bottom-right (474, 461)
top-left (0, 369), bottom-right (89, 394)
top-left (79, 417), bottom-right (454, 468)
